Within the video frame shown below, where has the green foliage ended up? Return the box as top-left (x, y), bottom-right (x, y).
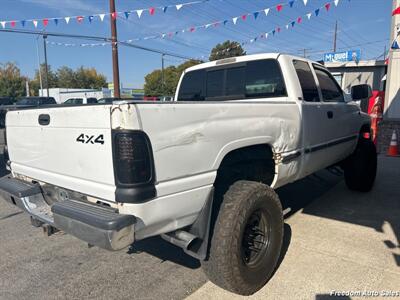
top-left (144, 59), bottom-right (202, 96)
top-left (0, 62), bottom-right (27, 99)
top-left (30, 64), bottom-right (107, 95)
top-left (209, 40), bottom-right (246, 61)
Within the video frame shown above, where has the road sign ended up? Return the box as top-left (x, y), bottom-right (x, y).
top-left (323, 50), bottom-right (361, 63)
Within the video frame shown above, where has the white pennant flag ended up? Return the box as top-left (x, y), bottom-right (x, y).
top-left (232, 17), bottom-right (238, 25)
top-left (286, 24), bottom-right (289, 29)
top-left (0, 21), bottom-right (5, 28)
top-left (99, 14), bottom-right (105, 21)
top-left (205, 23), bottom-right (212, 28)
top-left (264, 8), bottom-right (270, 16)
top-left (33, 20), bottom-right (38, 27)
top-left (65, 17), bottom-right (70, 24)
top-left (265, 33), bottom-right (269, 39)
top-left (306, 13), bottom-right (312, 20)
top-left (161, 33), bottom-right (166, 38)
top-left (136, 9), bottom-right (143, 18)
top-left (303, 0), bottom-right (308, 5)
top-left (176, 4), bottom-right (183, 10)
top-left (334, 0), bottom-right (340, 6)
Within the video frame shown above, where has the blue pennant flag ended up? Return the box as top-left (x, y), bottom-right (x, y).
top-left (124, 12), bottom-right (130, 19)
top-left (163, 6), bottom-right (168, 13)
top-left (223, 20), bottom-right (228, 25)
top-left (254, 37), bottom-right (257, 41)
top-left (315, 8), bottom-right (320, 16)
top-left (253, 11), bottom-right (259, 19)
top-left (272, 29), bottom-right (276, 36)
top-left (175, 31), bottom-right (179, 35)
top-left (21, 20), bottom-right (26, 27)
top-left (291, 21), bottom-right (295, 27)
top-left (53, 18), bottom-right (58, 25)
top-left (289, 1), bottom-right (295, 7)
top-left (392, 40), bottom-right (399, 50)
top-left (88, 16), bottom-right (94, 23)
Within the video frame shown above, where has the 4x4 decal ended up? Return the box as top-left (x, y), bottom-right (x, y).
top-left (76, 134), bottom-right (104, 145)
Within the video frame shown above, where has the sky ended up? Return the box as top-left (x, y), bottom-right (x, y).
top-left (0, 0), bottom-right (393, 88)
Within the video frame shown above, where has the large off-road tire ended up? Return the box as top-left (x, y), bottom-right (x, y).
top-left (201, 180), bottom-right (283, 295)
top-left (343, 138), bottom-right (377, 192)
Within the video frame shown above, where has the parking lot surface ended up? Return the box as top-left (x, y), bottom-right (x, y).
top-left (0, 156), bottom-right (399, 300)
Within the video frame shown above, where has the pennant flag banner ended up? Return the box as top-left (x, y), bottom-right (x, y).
top-left (392, 6), bottom-right (400, 16)
top-left (0, 0), bottom-right (209, 29)
top-left (46, 0), bottom-right (346, 58)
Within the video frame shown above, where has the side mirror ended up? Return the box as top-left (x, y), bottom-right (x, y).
top-left (351, 84), bottom-right (372, 101)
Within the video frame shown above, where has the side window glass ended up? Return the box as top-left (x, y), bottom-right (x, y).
top-left (293, 60), bottom-right (320, 102)
top-left (314, 67), bottom-right (344, 102)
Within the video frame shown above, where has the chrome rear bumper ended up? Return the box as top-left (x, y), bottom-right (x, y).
top-left (0, 175), bottom-right (136, 251)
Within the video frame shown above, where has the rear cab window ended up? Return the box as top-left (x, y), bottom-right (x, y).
top-left (177, 59), bottom-right (287, 101)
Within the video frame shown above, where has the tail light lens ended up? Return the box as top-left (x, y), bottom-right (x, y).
top-left (113, 131), bottom-right (153, 185)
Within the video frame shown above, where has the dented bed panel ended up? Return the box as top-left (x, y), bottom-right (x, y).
top-left (134, 101), bottom-right (302, 188)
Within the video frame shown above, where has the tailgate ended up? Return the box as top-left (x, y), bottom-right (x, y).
top-left (6, 105), bottom-right (116, 201)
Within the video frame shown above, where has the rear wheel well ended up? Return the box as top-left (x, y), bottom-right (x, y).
top-left (213, 144), bottom-right (275, 213)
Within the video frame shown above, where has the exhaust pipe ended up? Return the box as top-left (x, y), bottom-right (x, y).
top-left (161, 230), bottom-right (198, 251)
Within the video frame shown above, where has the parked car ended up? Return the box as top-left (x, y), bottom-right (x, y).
top-left (0, 53), bottom-right (376, 296)
top-left (0, 97), bottom-right (14, 105)
top-left (64, 97), bottom-right (98, 105)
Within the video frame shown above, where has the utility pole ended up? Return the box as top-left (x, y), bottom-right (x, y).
top-left (35, 35), bottom-right (43, 95)
top-left (161, 54), bottom-right (165, 95)
top-left (333, 20), bottom-right (338, 52)
top-left (298, 48), bottom-right (311, 58)
top-left (384, 0), bottom-right (400, 119)
top-left (43, 34), bottom-right (49, 97)
top-left (109, 0), bottom-right (120, 98)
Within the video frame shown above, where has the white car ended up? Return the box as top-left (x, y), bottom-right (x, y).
top-left (0, 53), bottom-right (376, 295)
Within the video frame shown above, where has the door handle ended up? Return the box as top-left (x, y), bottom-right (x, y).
top-left (327, 111), bottom-right (333, 119)
top-left (38, 114), bottom-right (50, 126)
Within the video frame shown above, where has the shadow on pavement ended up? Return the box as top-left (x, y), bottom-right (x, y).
top-left (301, 156), bottom-right (400, 268)
top-left (127, 236), bottom-right (201, 269)
top-left (315, 295), bottom-right (351, 300)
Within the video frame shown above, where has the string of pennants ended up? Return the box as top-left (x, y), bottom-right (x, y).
top-left (46, 0), bottom-right (347, 54)
top-left (0, 0), bottom-right (208, 29)
top-left (390, 6), bottom-right (400, 50)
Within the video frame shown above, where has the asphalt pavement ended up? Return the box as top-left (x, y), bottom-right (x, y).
top-left (0, 156), bottom-right (399, 300)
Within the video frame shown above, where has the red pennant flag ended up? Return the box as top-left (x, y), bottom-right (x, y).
top-left (10, 20), bottom-right (16, 27)
top-left (43, 18), bottom-right (48, 26)
top-left (77, 16), bottom-right (84, 23)
top-left (325, 3), bottom-right (331, 11)
top-left (297, 17), bottom-right (302, 23)
top-left (241, 14), bottom-right (247, 20)
top-left (190, 27), bottom-right (195, 32)
top-left (149, 7), bottom-right (155, 15)
top-left (277, 27), bottom-right (281, 33)
top-left (111, 12), bottom-right (117, 19)
top-left (392, 6), bottom-right (400, 16)
top-left (276, 4), bottom-right (283, 12)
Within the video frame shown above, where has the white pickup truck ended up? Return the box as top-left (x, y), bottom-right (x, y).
top-left (0, 53), bottom-right (376, 295)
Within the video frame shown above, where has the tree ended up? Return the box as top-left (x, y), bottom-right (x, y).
top-left (209, 40), bottom-right (246, 61)
top-left (30, 64), bottom-right (107, 94)
top-left (144, 59), bottom-right (202, 96)
top-left (0, 62), bottom-right (27, 98)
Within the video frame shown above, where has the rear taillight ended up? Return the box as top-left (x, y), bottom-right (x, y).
top-left (113, 131), bottom-right (153, 185)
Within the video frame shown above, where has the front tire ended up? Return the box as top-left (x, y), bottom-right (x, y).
top-left (201, 180), bottom-right (283, 295)
top-left (343, 138), bottom-right (377, 192)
